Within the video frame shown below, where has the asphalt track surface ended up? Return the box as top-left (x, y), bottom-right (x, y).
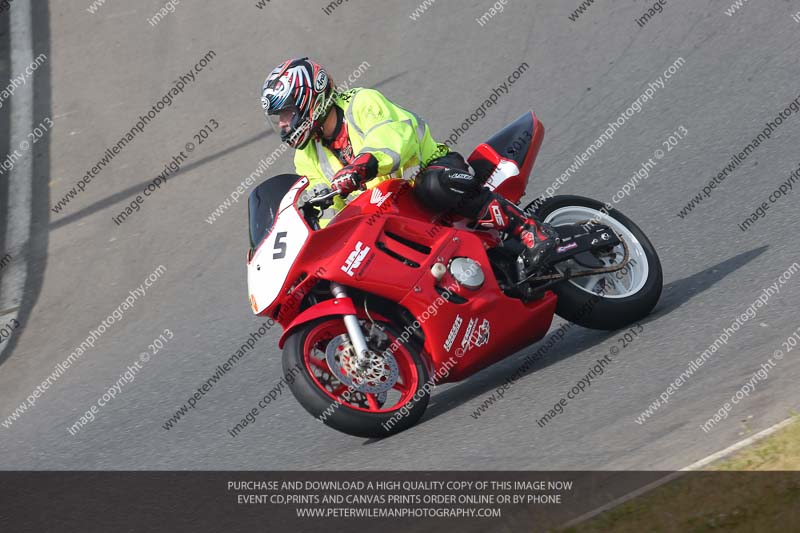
top-left (1, 0), bottom-right (799, 471)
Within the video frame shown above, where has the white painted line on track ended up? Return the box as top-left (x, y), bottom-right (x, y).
top-left (680, 416), bottom-right (796, 471)
top-left (560, 416), bottom-right (798, 529)
top-left (0, 0), bottom-right (34, 360)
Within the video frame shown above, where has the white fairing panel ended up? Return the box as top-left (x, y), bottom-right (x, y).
top-left (485, 159), bottom-right (520, 191)
top-left (279, 177), bottom-right (309, 212)
top-left (248, 180), bottom-right (310, 315)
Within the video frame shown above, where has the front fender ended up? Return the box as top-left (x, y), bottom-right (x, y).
top-left (278, 297), bottom-right (389, 348)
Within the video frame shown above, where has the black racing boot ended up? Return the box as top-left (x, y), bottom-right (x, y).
top-left (475, 194), bottom-right (559, 270)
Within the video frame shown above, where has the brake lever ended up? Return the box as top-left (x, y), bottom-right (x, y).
top-left (297, 185), bottom-right (335, 210)
top-left (308, 190), bottom-right (338, 208)
top-left (298, 186), bottom-right (336, 230)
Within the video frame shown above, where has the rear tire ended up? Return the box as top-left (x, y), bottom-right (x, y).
top-left (528, 195), bottom-right (663, 330)
top-left (283, 318), bottom-right (430, 438)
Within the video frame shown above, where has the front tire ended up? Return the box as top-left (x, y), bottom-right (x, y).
top-left (528, 195), bottom-right (663, 330)
top-left (283, 318), bottom-right (430, 438)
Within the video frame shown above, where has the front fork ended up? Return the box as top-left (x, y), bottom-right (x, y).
top-left (330, 282), bottom-right (371, 367)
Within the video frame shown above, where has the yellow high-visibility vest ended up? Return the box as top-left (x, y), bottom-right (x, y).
top-left (294, 88), bottom-right (449, 226)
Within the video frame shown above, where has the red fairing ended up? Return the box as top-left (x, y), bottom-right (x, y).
top-left (261, 176), bottom-right (557, 384)
top-left (278, 298), bottom-right (389, 348)
top-left (467, 111), bottom-right (545, 204)
top-left (330, 179), bottom-right (436, 227)
top-left (469, 144), bottom-right (526, 203)
top-left (254, 112), bottom-right (557, 388)
top-left (393, 229), bottom-right (557, 383)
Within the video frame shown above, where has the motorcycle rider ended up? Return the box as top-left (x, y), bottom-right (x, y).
top-left (260, 57), bottom-right (558, 269)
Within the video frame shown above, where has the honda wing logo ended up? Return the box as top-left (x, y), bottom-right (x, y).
top-left (370, 188), bottom-right (392, 207)
top-left (341, 241), bottom-right (371, 277)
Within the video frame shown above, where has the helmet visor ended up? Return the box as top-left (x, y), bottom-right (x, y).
top-left (266, 105), bottom-right (299, 139)
top-left (267, 105), bottom-right (314, 148)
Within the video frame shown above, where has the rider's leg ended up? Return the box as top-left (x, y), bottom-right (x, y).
top-left (414, 152), bottom-right (557, 268)
top-left (473, 194), bottom-right (558, 268)
top-left (414, 152), bottom-right (490, 214)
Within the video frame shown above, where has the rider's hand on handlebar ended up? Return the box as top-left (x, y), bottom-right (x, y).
top-left (330, 170), bottom-right (361, 197)
top-left (330, 153), bottom-right (379, 197)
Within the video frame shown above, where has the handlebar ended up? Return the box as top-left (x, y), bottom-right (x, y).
top-left (307, 189), bottom-right (339, 206)
top-left (298, 187), bottom-right (338, 230)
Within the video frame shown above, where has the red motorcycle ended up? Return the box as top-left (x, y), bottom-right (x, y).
top-left (247, 111), bottom-right (662, 437)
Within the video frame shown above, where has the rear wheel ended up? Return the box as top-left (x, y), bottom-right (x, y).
top-left (530, 195), bottom-right (663, 330)
top-left (283, 318), bottom-right (430, 438)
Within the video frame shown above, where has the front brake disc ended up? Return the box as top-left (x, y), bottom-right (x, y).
top-left (325, 333), bottom-right (397, 395)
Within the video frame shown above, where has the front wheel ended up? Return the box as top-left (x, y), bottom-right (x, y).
top-left (528, 195), bottom-right (663, 330)
top-left (283, 317), bottom-right (430, 438)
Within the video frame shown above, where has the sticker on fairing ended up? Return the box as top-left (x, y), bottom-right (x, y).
top-left (341, 241), bottom-right (371, 277)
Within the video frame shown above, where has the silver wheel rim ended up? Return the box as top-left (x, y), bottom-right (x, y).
top-left (544, 206), bottom-right (649, 299)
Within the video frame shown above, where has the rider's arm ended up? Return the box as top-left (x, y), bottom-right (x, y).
top-left (294, 148), bottom-right (327, 187)
top-left (349, 89), bottom-right (420, 177)
top-left (294, 148), bottom-right (346, 211)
